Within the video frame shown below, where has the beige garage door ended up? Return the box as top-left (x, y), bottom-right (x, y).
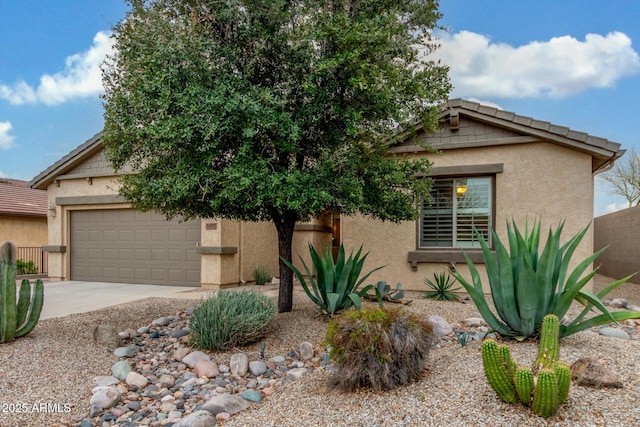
top-left (70, 209), bottom-right (200, 286)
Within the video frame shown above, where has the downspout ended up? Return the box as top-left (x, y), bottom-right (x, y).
top-left (239, 221), bottom-right (244, 284)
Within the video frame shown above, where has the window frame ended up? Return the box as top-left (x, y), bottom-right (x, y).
top-left (418, 176), bottom-right (494, 249)
top-left (412, 164), bottom-right (502, 257)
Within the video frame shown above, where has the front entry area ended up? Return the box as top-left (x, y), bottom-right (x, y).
top-left (70, 209), bottom-right (201, 286)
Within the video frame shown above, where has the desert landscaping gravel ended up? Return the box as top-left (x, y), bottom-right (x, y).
top-left (1, 275), bottom-right (640, 427)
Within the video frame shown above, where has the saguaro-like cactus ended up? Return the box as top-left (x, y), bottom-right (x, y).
top-left (0, 241), bottom-right (44, 343)
top-left (481, 314), bottom-right (569, 418)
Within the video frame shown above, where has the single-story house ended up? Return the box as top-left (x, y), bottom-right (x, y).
top-left (0, 178), bottom-right (48, 248)
top-left (30, 99), bottom-right (624, 291)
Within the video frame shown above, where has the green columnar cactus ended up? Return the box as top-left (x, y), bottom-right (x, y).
top-left (532, 314), bottom-right (560, 373)
top-left (555, 361), bottom-right (571, 404)
top-left (515, 366), bottom-right (534, 405)
top-left (0, 241), bottom-right (44, 343)
top-left (532, 369), bottom-right (559, 418)
top-left (481, 339), bottom-right (517, 404)
top-left (498, 343), bottom-right (517, 379)
top-left (481, 314), bottom-right (570, 418)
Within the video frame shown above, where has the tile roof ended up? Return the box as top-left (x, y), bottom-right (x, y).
top-left (443, 99), bottom-right (623, 158)
top-left (0, 178), bottom-right (48, 218)
top-left (30, 132), bottom-right (103, 190)
top-left (31, 99), bottom-right (627, 188)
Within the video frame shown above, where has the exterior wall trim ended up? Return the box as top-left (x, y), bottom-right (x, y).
top-left (426, 163), bottom-right (504, 177)
top-left (390, 137), bottom-right (540, 154)
top-left (55, 195), bottom-right (128, 206)
top-left (407, 250), bottom-right (488, 269)
top-left (196, 246), bottom-right (238, 255)
top-left (294, 224), bottom-right (333, 233)
top-left (43, 245), bottom-right (66, 253)
top-left (56, 172), bottom-right (116, 181)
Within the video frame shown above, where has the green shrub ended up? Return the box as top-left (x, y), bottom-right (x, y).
top-left (189, 290), bottom-right (277, 351)
top-left (423, 271), bottom-right (461, 301)
top-left (252, 266), bottom-right (270, 286)
top-left (452, 219), bottom-right (640, 339)
top-left (281, 243), bottom-right (384, 316)
top-left (326, 307), bottom-right (434, 391)
top-left (16, 259), bottom-right (38, 275)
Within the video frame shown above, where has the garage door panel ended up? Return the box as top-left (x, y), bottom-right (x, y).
top-left (151, 230), bottom-right (167, 241)
top-left (88, 248), bottom-right (102, 260)
top-left (118, 230), bottom-right (132, 241)
top-left (168, 229), bottom-right (185, 241)
top-left (103, 230), bottom-right (117, 241)
top-left (103, 249), bottom-right (116, 260)
top-left (71, 209), bottom-right (201, 286)
top-left (151, 249), bottom-right (166, 261)
top-left (102, 211), bottom-right (119, 223)
top-left (119, 248), bottom-right (132, 260)
top-left (134, 229), bottom-right (150, 241)
top-left (186, 228), bottom-right (200, 240)
top-left (168, 249), bottom-right (185, 262)
top-left (134, 249), bottom-right (148, 260)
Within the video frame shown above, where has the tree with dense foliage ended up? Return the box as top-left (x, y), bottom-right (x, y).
top-left (599, 147), bottom-right (640, 207)
top-left (102, 0), bottom-right (451, 312)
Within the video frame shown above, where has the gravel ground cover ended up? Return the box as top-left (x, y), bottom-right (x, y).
top-left (1, 276), bottom-right (639, 427)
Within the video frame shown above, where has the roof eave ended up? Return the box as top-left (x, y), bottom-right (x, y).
top-left (30, 132), bottom-right (103, 190)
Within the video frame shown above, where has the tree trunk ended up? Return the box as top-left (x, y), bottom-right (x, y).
top-left (274, 213), bottom-right (297, 313)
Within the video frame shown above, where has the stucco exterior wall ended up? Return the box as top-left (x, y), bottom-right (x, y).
top-left (44, 170), bottom-right (330, 287)
top-left (594, 205), bottom-right (640, 279)
top-left (0, 216), bottom-right (47, 248)
top-left (342, 142), bottom-right (595, 293)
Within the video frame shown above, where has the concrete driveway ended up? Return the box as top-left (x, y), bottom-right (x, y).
top-left (38, 281), bottom-right (212, 320)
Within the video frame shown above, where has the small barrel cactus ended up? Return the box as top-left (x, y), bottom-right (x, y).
top-left (0, 241), bottom-right (44, 343)
top-left (480, 314), bottom-right (569, 418)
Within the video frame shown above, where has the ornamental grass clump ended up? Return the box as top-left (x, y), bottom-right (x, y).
top-left (326, 307), bottom-right (434, 391)
top-left (452, 219), bottom-right (640, 339)
top-left (252, 266), bottom-right (271, 286)
top-left (189, 290), bottom-right (277, 351)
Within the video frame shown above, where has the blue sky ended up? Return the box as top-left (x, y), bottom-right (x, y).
top-left (1, 1), bottom-right (639, 217)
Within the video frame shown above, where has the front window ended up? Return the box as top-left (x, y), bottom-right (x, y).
top-left (420, 177), bottom-right (492, 248)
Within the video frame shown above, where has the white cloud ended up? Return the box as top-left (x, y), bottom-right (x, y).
top-left (0, 31), bottom-right (115, 106)
top-left (433, 30), bottom-right (640, 99)
top-left (602, 202), bottom-right (629, 215)
top-left (0, 121), bottom-right (15, 149)
top-left (0, 169), bottom-right (5, 178)
top-left (466, 98), bottom-right (503, 109)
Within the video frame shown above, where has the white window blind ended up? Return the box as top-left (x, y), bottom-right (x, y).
top-left (420, 177), bottom-right (492, 248)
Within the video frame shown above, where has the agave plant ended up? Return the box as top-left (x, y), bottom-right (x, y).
top-left (423, 271), bottom-right (461, 301)
top-left (368, 281), bottom-right (407, 306)
top-left (281, 244), bottom-right (384, 316)
top-left (452, 219), bottom-right (639, 339)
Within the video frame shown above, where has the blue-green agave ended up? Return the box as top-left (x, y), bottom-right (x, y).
top-left (452, 220), bottom-right (639, 339)
top-left (281, 244), bottom-right (384, 316)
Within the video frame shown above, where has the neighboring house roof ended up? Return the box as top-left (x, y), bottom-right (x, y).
top-left (0, 178), bottom-right (48, 218)
top-left (31, 99), bottom-right (625, 189)
top-left (391, 98), bottom-right (624, 173)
